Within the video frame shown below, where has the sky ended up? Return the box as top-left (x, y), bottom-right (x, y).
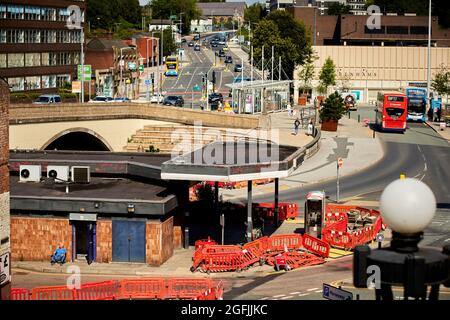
top-left (139, 0), bottom-right (265, 5)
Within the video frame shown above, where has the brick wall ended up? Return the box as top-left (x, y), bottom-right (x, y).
top-left (0, 79), bottom-right (10, 300)
top-left (10, 217), bottom-right (72, 261)
top-left (96, 220), bottom-right (112, 263)
top-left (146, 217), bottom-right (174, 266)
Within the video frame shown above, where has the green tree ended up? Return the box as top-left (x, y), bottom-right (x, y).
top-left (319, 58), bottom-right (337, 95)
top-left (250, 11), bottom-right (312, 80)
top-left (319, 91), bottom-right (346, 122)
top-left (298, 51), bottom-right (318, 93)
top-left (244, 3), bottom-right (266, 25)
top-left (87, 0), bottom-right (142, 31)
top-left (151, 0), bottom-right (200, 35)
top-left (327, 3), bottom-right (351, 15)
top-left (154, 28), bottom-right (177, 57)
top-left (431, 64), bottom-right (450, 99)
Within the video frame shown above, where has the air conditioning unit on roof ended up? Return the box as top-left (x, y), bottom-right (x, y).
top-left (19, 165), bottom-right (41, 182)
top-left (47, 165), bottom-right (70, 183)
top-left (71, 166), bottom-right (91, 184)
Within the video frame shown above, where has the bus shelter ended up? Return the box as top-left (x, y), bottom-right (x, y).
top-left (226, 80), bottom-right (293, 114)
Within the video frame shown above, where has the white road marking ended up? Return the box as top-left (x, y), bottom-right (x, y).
top-left (315, 290), bottom-right (323, 293)
top-left (290, 292), bottom-right (301, 295)
top-left (273, 294), bottom-right (286, 298)
top-left (307, 288), bottom-right (319, 292)
top-left (280, 296), bottom-right (293, 300)
top-left (444, 238), bottom-right (450, 242)
top-left (259, 297), bottom-right (269, 300)
top-left (298, 293), bottom-right (310, 297)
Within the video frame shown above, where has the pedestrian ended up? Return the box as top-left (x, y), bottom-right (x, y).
top-left (433, 105), bottom-right (439, 122)
top-left (307, 120), bottom-right (314, 136)
top-left (287, 103), bottom-right (293, 117)
top-left (437, 106), bottom-right (441, 122)
top-left (427, 107), bottom-right (433, 121)
top-left (50, 242), bottom-right (67, 265)
top-left (293, 118), bottom-right (301, 135)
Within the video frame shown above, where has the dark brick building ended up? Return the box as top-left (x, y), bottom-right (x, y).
top-left (0, 78), bottom-right (10, 300)
top-left (287, 6), bottom-right (450, 47)
top-left (0, 0), bottom-right (86, 93)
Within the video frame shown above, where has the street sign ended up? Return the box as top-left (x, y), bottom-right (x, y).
top-left (144, 79), bottom-right (152, 86)
top-left (139, 64), bottom-right (144, 72)
top-left (128, 62), bottom-right (137, 71)
top-left (71, 81), bottom-right (81, 93)
top-left (193, 84), bottom-right (201, 92)
top-left (77, 65), bottom-right (91, 81)
top-left (170, 15), bottom-right (177, 21)
top-left (0, 252), bottom-right (11, 286)
top-left (337, 158), bottom-right (343, 168)
top-left (323, 283), bottom-right (353, 300)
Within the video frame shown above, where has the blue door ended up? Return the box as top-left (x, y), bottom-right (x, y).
top-left (112, 220), bottom-right (146, 263)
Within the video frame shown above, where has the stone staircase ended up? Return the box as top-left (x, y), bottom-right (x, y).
top-left (124, 125), bottom-right (254, 154)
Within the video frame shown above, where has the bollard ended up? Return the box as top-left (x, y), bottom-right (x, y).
top-left (184, 227), bottom-right (190, 249)
top-left (348, 111), bottom-right (351, 119)
top-left (358, 114), bottom-right (360, 123)
top-left (373, 128), bottom-right (375, 139)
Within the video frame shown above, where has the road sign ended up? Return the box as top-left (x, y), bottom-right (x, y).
top-left (77, 65), bottom-right (91, 81)
top-left (139, 64), bottom-right (144, 72)
top-left (170, 15), bottom-right (177, 21)
top-left (193, 84), bottom-right (201, 92)
top-left (337, 158), bottom-right (343, 168)
top-left (128, 62), bottom-right (137, 71)
top-left (71, 81), bottom-right (81, 93)
top-left (144, 79), bottom-right (152, 86)
top-left (0, 252), bottom-right (11, 286)
top-left (323, 283), bottom-right (353, 300)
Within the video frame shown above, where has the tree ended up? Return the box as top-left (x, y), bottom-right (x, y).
top-left (244, 3), bottom-right (266, 25)
top-left (432, 64), bottom-right (450, 99)
top-left (154, 28), bottom-right (177, 57)
top-left (327, 3), bottom-right (351, 15)
top-left (87, 0), bottom-right (142, 31)
top-left (319, 91), bottom-right (346, 122)
top-left (298, 51), bottom-right (318, 93)
top-left (151, 0), bottom-right (200, 35)
top-left (319, 58), bottom-right (337, 95)
top-left (250, 11), bottom-right (312, 80)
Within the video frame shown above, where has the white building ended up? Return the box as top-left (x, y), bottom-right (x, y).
top-left (190, 18), bottom-right (213, 33)
top-left (149, 20), bottom-right (179, 33)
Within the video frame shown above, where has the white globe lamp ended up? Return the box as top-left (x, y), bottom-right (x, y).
top-left (380, 178), bottom-right (436, 235)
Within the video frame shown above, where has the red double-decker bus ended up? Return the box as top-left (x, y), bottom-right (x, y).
top-left (375, 91), bottom-right (408, 133)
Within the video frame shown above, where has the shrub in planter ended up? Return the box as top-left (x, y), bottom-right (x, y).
top-left (319, 91), bottom-right (346, 132)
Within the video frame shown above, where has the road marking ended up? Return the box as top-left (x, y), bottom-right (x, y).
top-left (259, 297), bottom-right (269, 300)
top-left (444, 238), bottom-right (450, 242)
top-left (273, 294), bottom-right (286, 298)
top-left (280, 296), bottom-right (293, 300)
top-left (290, 292), bottom-right (301, 295)
top-left (298, 293), bottom-right (310, 297)
top-left (307, 288), bottom-right (319, 292)
top-left (315, 290), bottom-right (323, 293)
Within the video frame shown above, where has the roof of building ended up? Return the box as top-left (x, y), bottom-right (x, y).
top-left (197, 2), bottom-right (246, 17)
top-left (87, 38), bottom-right (129, 51)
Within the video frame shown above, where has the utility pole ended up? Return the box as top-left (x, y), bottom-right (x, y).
top-left (262, 45), bottom-right (264, 85)
top-left (271, 45), bottom-right (274, 82)
top-left (279, 56), bottom-right (281, 81)
top-left (80, 27), bottom-right (85, 103)
top-left (251, 46), bottom-right (254, 86)
top-left (426, 0), bottom-right (432, 114)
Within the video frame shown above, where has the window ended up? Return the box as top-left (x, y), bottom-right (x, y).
top-left (7, 30), bottom-right (24, 43)
top-left (0, 54), bottom-right (6, 68)
top-left (25, 6), bottom-right (40, 20)
top-left (73, 52), bottom-right (80, 64)
top-left (387, 96), bottom-right (405, 102)
top-left (25, 76), bottom-right (41, 90)
top-left (8, 77), bottom-right (25, 91)
top-left (42, 52), bottom-right (57, 66)
top-left (386, 108), bottom-right (405, 118)
top-left (57, 74), bottom-right (71, 88)
top-left (25, 53), bottom-right (41, 67)
top-left (57, 52), bottom-right (71, 65)
top-left (410, 26), bottom-right (428, 35)
top-left (386, 26), bottom-right (409, 34)
top-left (0, 5), bottom-right (6, 19)
top-left (41, 30), bottom-right (56, 43)
top-left (57, 8), bottom-right (70, 22)
top-left (41, 8), bottom-right (56, 21)
top-left (0, 30), bottom-right (5, 43)
top-left (42, 75), bottom-right (57, 89)
top-left (24, 30), bottom-right (40, 43)
top-left (7, 53), bottom-right (24, 67)
top-left (6, 5), bottom-right (24, 19)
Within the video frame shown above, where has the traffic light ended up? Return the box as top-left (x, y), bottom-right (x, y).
top-left (212, 71), bottom-right (216, 84)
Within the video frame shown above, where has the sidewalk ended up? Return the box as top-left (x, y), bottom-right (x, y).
top-left (426, 121), bottom-right (450, 142)
top-left (221, 111), bottom-right (383, 201)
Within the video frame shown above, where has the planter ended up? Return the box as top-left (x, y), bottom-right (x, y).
top-left (321, 119), bottom-right (338, 131)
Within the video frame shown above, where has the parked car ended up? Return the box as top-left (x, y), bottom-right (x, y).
top-left (234, 64), bottom-right (242, 72)
top-left (188, 42), bottom-right (194, 47)
top-left (225, 56), bottom-right (233, 64)
top-left (211, 42), bottom-right (218, 48)
top-left (208, 93), bottom-right (223, 104)
top-left (113, 97), bottom-right (131, 103)
top-left (88, 96), bottom-right (114, 103)
top-left (163, 95), bottom-right (184, 107)
top-left (193, 34), bottom-right (200, 41)
top-left (194, 44), bottom-right (201, 51)
top-left (33, 94), bottom-right (62, 104)
top-left (150, 93), bottom-right (164, 104)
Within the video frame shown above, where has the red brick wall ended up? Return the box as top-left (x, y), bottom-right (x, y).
top-left (146, 217), bottom-right (174, 266)
top-left (10, 217), bottom-right (72, 261)
top-left (0, 80), bottom-right (8, 194)
top-left (96, 220), bottom-right (112, 263)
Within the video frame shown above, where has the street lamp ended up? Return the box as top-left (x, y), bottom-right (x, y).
top-left (353, 178), bottom-right (450, 300)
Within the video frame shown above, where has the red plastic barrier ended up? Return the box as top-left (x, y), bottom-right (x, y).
top-left (242, 236), bottom-right (268, 256)
top-left (266, 234), bottom-right (303, 252)
top-left (32, 285), bottom-right (76, 300)
top-left (75, 280), bottom-right (119, 300)
top-left (302, 234), bottom-right (330, 258)
top-left (167, 278), bottom-right (214, 299)
top-left (119, 279), bottom-right (166, 300)
top-left (195, 237), bottom-right (217, 251)
top-left (10, 288), bottom-right (31, 300)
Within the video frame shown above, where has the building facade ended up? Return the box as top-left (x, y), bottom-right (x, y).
top-left (0, 79), bottom-right (10, 300)
top-left (197, 2), bottom-right (246, 24)
top-left (0, 0), bottom-right (85, 93)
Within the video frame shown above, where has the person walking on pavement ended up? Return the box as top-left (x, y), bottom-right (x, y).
top-left (287, 103), bottom-right (293, 117)
top-left (293, 118), bottom-right (301, 135)
top-left (437, 107), bottom-right (442, 122)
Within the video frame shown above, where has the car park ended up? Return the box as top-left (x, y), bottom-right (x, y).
top-left (32, 94), bottom-right (62, 104)
top-left (163, 95), bottom-right (184, 107)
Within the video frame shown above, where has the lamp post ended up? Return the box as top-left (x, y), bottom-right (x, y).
top-left (353, 178), bottom-right (450, 300)
top-left (426, 0), bottom-right (432, 118)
